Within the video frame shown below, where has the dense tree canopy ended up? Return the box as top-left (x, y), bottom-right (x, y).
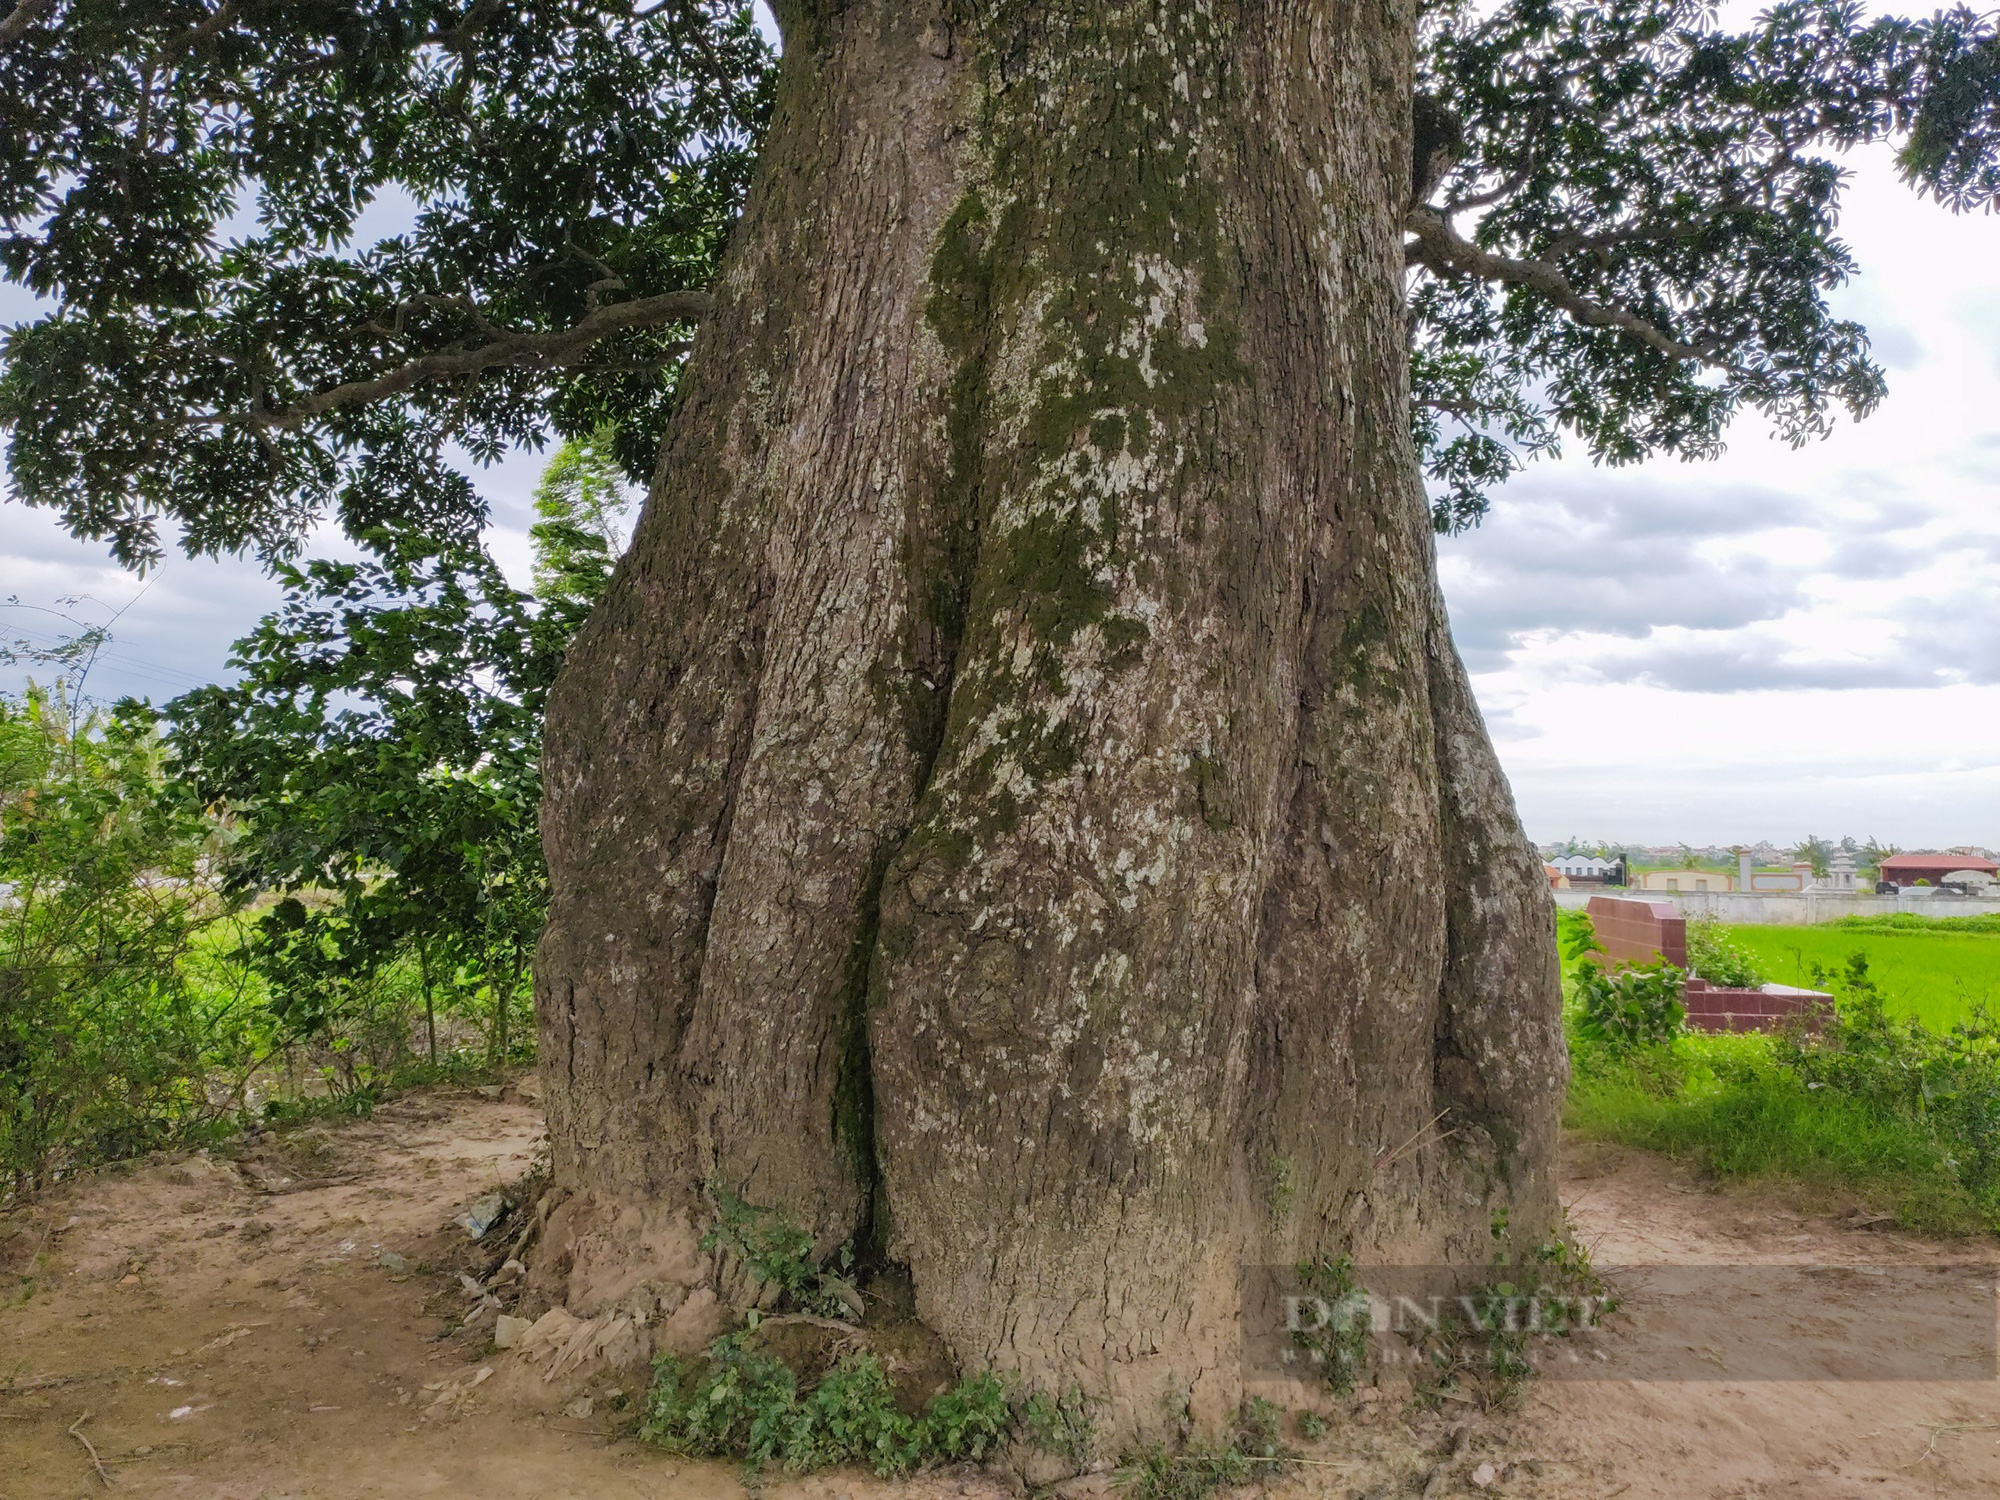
top-left (0, 0), bottom-right (770, 564)
top-left (0, 0), bottom-right (1996, 551)
top-left (163, 514), bottom-right (592, 1055)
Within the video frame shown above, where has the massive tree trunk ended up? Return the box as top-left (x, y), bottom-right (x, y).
top-left (534, 0), bottom-right (1565, 1449)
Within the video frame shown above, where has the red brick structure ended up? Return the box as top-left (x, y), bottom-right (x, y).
top-left (1586, 896), bottom-right (1686, 970)
top-left (1681, 980), bottom-right (1831, 1033)
top-left (1583, 896), bottom-right (1829, 1033)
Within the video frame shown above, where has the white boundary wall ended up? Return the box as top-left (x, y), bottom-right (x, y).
top-left (1551, 888), bottom-right (2000, 926)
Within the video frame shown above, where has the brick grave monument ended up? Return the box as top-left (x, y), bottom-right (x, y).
top-left (1584, 895), bottom-right (1832, 1033)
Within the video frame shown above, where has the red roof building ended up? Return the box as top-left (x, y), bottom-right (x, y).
top-left (1877, 853), bottom-right (1999, 887)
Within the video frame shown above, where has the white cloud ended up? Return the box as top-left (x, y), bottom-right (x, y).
top-left (1441, 142), bottom-right (2000, 845)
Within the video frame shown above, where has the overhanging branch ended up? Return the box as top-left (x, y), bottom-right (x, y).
top-left (1405, 205), bottom-right (1722, 368)
top-left (240, 289), bottom-right (713, 431)
top-left (0, 0), bottom-right (59, 46)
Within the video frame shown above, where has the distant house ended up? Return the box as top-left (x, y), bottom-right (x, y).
top-left (1878, 853), bottom-right (2000, 889)
top-left (1635, 870), bottom-right (1733, 893)
top-left (1544, 864), bottom-right (1570, 890)
top-left (1549, 854), bottom-right (1624, 886)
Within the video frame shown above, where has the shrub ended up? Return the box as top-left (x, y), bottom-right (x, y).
top-left (0, 689), bottom-right (236, 1195)
top-left (1571, 960), bottom-right (1685, 1054)
top-left (1567, 954), bottom-right (2000, 1233)
top-left (641, 1337), bottom-right (1012, 1477)
top-left (1685, 916), bottom-right (1764, 987)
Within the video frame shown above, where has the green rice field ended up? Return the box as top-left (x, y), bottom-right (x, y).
top-left (1721, 917), bottom-right (2000, 1030)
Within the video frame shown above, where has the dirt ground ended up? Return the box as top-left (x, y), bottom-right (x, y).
top-left (4, 1087), bottom-right (1998, 1500)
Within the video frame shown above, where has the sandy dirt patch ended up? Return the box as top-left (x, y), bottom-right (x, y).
top-left (3, 1092), bottom-right (1996, 1498)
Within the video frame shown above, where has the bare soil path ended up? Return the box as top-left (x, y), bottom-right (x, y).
top-left (3, 1090), bottom-right (1995, 1499)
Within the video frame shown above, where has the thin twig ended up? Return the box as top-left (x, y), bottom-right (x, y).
top-left (1375, 1111), bottom-right (1453, 1172)
top-left (68, 1410), bottom-right (112, 1487)
top-left (1899, 1420), bottom-right (2000, 1468)
top-left (753, 1313), bottom-right (862, 1335)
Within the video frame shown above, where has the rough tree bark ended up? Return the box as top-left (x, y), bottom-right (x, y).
top-left (533, 0), bottom-right (1566, 1449)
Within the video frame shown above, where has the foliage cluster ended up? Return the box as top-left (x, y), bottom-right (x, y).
top-left (1684, 915), bottom-right (1766, 987)
top-left (0, 678), bottom-right (526, 1197)
top-left (652, 1190), bottom-right (1099, 1480)
top-left (641, 1338), bottom-right (1010, 1478)
top-left (0, 0), bottom-right (770, 567)
top-left (0, 434), bottom-right (628, 1196)
top-left (1777, 955), bottom-right (2000, 1198)
top-left (1566, 939), bottom-right (2000, 1232)
top-left (1413, 0), bottom-right (2000, 529)
top-left (699, 1182), bottom-right (863, 1320)
top-left (4, 1), bottom-right (1995, 555)
top-left (0, 687), bottom-right (236, 1192)
top-left (164, 522), bottom-right (567, 1071)
top-left (1570, 960), bottom-right (1687, 1054)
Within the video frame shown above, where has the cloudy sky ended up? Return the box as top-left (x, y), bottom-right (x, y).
top-left (4, 88), bottom-right (1995, 850)
top-left (1437, 142), bottom-right (2000, 848)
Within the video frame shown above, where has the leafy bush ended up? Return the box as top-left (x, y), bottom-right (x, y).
top-left (1567, 953), bottom-right (2000, 1232)
top-left (1556, 907), bottom-right (1602, 966)
top-left (1684, 915), bottom-right (1764, 986)
top-left (1779, 956), bottom-right (2000, 1198)
top-left (166, 528), bottom-right (557, 1070)
top-left (1571, 960), bottom-right (1685, 1054)
top-left (641, 1338), bottom-right (1011, 1477)
top-left (0, 689), bottom-right (239, 1194)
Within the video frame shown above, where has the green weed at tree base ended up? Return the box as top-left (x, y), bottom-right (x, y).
top-left (639, 1339), bottom-right (1010, 1478)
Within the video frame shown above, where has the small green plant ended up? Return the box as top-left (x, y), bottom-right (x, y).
top-left (921, 1369), bottom-right (1013, 1463)
top-left (1117, 1401), bottom-right (1295, 1500)
top-left (1685, 916), bottom-right (1765, 987)
top-left (640, 1337), bottom-right (1010, 1477)
top-left (1471, 1211), bottom-right (1612, 1406)
top-left (1556, 908), bottom-right (1604, 969)
top-left (700, 1185), bottom-right (861, 1318)
top-left (1571, 960), bottom-right (1685, 1055)
top-left (1289, 1255), bottom-right (1370, 1395)
top-left (1296, 1410), bottom-right (1327, 1441)
top-left (1021, 1384), bottom-right (1096, 1468)
top-left (641, 1338), bottom-right (800, 1467)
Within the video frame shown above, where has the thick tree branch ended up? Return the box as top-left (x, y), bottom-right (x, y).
top-left (239, 290), bottom-right (713, 431)
top-left (1404, 205), bottom-right (1721, 367)
top-left (0, 0), bottom-right (59, 47)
